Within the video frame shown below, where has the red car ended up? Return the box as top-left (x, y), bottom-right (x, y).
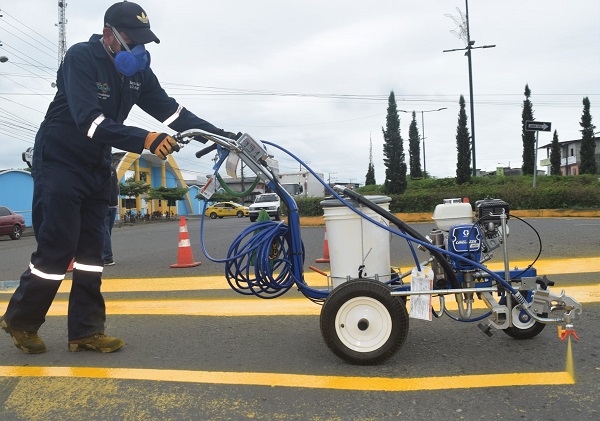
top-left (0, 206), bottom-right (26, 240)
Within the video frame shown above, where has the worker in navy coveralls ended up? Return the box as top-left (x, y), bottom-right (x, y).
top-left (0, 1), bottom-right (238, 354)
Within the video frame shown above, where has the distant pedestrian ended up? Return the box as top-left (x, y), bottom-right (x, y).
top-left (103, 164), bottom-right (119, 266)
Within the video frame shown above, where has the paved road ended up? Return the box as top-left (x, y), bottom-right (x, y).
top-left (1, 216), bottom-right (599, 420)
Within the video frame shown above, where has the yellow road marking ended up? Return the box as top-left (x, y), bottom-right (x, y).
top-left (486, 257), bottom-right (600, 274)
top-left (0, 285), bottom-right (597, 316)
top-left (1, 257), bottom-right (599, 294)
top-left (0, 366), bottom-right (574, 391)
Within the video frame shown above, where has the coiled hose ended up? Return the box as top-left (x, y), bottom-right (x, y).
top-left (221, 220), bottom-right (305, 299)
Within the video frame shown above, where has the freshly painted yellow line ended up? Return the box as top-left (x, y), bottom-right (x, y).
top-left (1, 257), bottom-right (599, 294)
top-left (0, 366), bottom-right (574, 391)
top-left (486, 257), bottom-right (600, 275)
top-left (0, 285), bottom-right (597, 316)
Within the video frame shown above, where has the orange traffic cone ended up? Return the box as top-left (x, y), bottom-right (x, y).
top-left (315, 227), bottom-right (330, 263)
top-left (67, 258), bottom-right (74, 272)
top-left (170, 216), bottom-right (201, 268)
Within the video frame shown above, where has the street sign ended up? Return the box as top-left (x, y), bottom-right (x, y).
top-left (525, 121), bottom-right (552, 132)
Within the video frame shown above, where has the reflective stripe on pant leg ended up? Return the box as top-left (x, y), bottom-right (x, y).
top-left (3, 265), bottom-right (63, 332)
top-left (68, 187), bottom-right (109, 341)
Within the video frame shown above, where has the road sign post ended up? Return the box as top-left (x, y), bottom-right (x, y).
top-left (526, 121), bottom-right (552, 188)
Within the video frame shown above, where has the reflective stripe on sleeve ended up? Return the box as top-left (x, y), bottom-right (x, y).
top-left (73, 262), bottom-right (104, 273)
top-left (162, 105), bottom-right (182, 126)
top-left (29, 263), bottom-right (65, 281)
top-left (87, 114), bottom-right (107, 138)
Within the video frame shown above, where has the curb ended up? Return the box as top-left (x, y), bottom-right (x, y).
top-left (292, 209), bottom-right (600, 226)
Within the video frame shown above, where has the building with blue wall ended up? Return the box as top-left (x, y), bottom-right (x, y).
top-left (0, 153), bottom-right (207, 227)
top-left (0, 169), bottom-right (34, 226)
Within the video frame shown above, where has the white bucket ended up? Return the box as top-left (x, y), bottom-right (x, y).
top-left (321, 196), bottom-right (392, 288)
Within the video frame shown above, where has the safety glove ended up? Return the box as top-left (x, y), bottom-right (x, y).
top-left (144, 132), bottom-right (180, 160)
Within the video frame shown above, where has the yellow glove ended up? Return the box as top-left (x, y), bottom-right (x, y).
top-left (144, 132), bottom-right (180, 160)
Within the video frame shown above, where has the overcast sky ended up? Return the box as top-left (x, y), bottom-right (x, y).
top-left (1, 0), bottom-right (599, 184)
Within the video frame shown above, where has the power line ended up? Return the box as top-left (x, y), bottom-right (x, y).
top-left (0, 9), bottom-right (58, 50)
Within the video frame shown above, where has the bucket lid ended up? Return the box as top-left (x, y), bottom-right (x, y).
top-left (320, 195), bottom-right (391, 208)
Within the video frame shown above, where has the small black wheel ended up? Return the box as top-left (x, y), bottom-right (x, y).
top-left (10, 225), bottom-right (22, 240)
top-left (236, 211), bottom-right (244, 218)
top-left (274, 211), bottom-right (280, 221)
top-left (209, 212), bottom-right (218, 219)
top-left (249, 216), bottom-right (257, 222)
top-left (320, 279), bottom-right (409, 365)
top-left (502, 306), bottom-right (546, 339)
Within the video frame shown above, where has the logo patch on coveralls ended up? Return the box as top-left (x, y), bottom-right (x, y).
top-left (129, 81), bottom-right (141, 91)
top-left (96, 82), bottom-right (111, 100)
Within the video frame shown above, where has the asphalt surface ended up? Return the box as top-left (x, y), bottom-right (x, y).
top-left (1, 215), bottom-right (599, 420)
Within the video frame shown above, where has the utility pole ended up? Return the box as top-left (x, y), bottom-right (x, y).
top-left (399, 108), bottom-right (447, 179)
top-left (443, 0), bottom-right (495, 177)
top-left (57, 1), bottom-right (68, 65)
top-left (327, 172), bottom-right (337, 185)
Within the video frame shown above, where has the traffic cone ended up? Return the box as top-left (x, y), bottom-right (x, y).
top-left (315, 227), bottom-right (330, 263)
top-left (170, 217), bottom-right (201, 268)
top-left (67, 258), bottom-right (74, 272)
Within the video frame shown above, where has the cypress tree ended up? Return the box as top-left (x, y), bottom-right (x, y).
top-left (408, 111), bottom-right (422, 179)
top-left (550, 130), bottom-right (562, 175)
top-left (382, 91), bottom-right (407, 194)
top-left (579, 97), bottom-right (597, 175)
top-left (365, 162), bottom-right (376, 185)
top-left (456, 95), bottom-right (471, 184)
top-left (521, 84), bottom-right (536, 175)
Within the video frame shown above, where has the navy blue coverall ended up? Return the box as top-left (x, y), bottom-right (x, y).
top-left (3, 34), bottom-right (227, 340)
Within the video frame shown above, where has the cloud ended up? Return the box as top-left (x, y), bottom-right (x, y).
top-left (1, 0), bottom-right (598, 182)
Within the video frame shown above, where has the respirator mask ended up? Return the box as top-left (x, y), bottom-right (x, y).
top-left (107, 25), bottom-right (151, 76)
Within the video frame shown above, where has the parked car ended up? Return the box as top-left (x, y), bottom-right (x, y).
top-left (0, 206), bottom-right (26, 240)
top-left (248, 193), bottom-right (281, 222)
top-left (204, 202), bottom-right (249, 219)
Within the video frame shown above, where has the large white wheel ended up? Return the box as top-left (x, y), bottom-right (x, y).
top-left (320, 279), bottom-right (409, 365)
top-left (335, 296), bottom-right (393, 353)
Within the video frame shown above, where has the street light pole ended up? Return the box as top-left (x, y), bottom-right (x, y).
top-left (400, 107), bottom-right (447, 178)
top-left (443, 0), bottom-right (495, 177)
top-left (420, 107), bottom-right (447, 178)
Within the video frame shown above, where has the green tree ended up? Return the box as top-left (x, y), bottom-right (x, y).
top-left (408, 111), bottom-right (422, 179)
top-left (550, 130), bottom-right (562, 175)
top-left (148, 186), bottom-right (189, 216)
top-left (382, 91), bottom-right (407, 194)
top-left (365, 162), bottom-right (376, 185)
top-left (119, 180), bottom-right (150, 211)
top-left (455, 95), bottom-right (471, 184)
top-left (521, 84), bottom-right (536, 175)
top-left (579, 97), bottom-right (597, 175)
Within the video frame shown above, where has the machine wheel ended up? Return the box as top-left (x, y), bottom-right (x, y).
top-left (10, 225), bottom-right (22, 240)
top-left (249, 216), bottom-right (257, 222)
top-left (502, 306), bottom-right (546, 339)
top-left (236, 211), bottom-right (244, 218)
top-left (320, 279), bottom-right (409, 365)
top-left (209, 212), bottom-right (218, 219)
top-left (274, 210), bottom-right (280, 221)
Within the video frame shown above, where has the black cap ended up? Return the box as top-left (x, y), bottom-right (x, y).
top-left (104, 1), bottom-right (160, 44)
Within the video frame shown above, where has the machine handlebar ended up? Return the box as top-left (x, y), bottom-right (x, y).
top-left (194, 143), bottom-right (218, 158)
